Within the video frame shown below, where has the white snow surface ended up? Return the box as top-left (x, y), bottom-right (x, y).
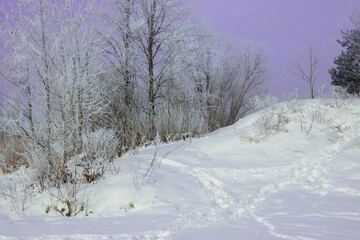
top-left (1, 99), bottom-right (360, 239)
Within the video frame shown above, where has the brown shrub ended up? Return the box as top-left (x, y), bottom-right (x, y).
top-left (0, 131), bottom-right (25, 174)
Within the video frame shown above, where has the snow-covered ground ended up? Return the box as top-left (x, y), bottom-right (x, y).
top-left (1, 99), bottom-right (360, 239)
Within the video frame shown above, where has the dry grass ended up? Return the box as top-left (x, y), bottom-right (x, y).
top-left (0, 131), bottom-right (25, 174)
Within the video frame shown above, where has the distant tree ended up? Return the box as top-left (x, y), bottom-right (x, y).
top-left (290, 41), bottom-right (321, 99)
top-left (189, 37), bottom-right (269, 130)
top-left (329, 9), bottom-right (360, 94)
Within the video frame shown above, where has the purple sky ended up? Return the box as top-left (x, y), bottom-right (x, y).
top-left (1, 0), bottom-right (359, 98)
top-left (186, 0), bottom-right (360, 98)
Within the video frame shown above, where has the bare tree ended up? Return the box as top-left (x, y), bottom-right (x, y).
top-left (290, 41), bottom-right (321, 99)
top-left (223, 41), bottom-right (269, 124)
top-left (135, 0), bottom-right (192, 139)
top-left (100, 0), bottom-right (141, 153)
top-left (103, 0), bottom-right (137, 106)
top-left (0, 0), bottom-right (57, 171)
top-left (188, 37), bottom-right (269, 130)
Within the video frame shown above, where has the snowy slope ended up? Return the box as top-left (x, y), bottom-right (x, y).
top-left (1, 99), bottom-right (360, 240)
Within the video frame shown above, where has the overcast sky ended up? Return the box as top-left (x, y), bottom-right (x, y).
top-left (186, 0), bottom-right (360, 98)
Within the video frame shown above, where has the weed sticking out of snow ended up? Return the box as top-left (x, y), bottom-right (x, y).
top-left (120, 201), bottom-right (135, 212)
top-left (1, 178), bottom-right (34, 215)
top-left (238, 96), bottom-right (290, 143)
top-left (297, 100), bottom-right (336, 135)
top-left (238, 97), bottom-right (358, 145)
top-left (46, 183), bottom-right (89, 217)
top-left (244, 106), bottom-right (289, 143)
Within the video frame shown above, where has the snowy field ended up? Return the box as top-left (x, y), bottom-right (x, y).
top-left (1, 99), bottom-right (360, 239)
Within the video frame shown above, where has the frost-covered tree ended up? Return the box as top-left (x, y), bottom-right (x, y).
top-left (0, 0), bottom-right (110, 188)
top-left (135, 0), bottom-right (193, 139)
top-left (100, 0), bottom-right (142, 153)
top-left (50, 0), bottom-right (110, 182)
top-left (154, 27), bottom-right (209, 140)
top-left (0, 0), bottom-right (60, 180)
top-left (0, 0), bottom-right (271, 186)
top-left (103, 0), bottom-right (138, 107)
top-left (188, 37), bottom-right (269, 131)
top-left (0, 0), bottom-right (274, 217)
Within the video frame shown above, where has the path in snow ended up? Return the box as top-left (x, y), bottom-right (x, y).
top-left (157, 124), bottom-right (360, 239)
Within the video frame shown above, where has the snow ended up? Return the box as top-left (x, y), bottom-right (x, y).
top-left (1, 99), bottom-right (360, 239)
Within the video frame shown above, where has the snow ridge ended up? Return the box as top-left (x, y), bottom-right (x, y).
top-left (1, 99), bottom-right (360, 239)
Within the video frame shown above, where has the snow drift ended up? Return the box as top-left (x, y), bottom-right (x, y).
top-left (1, 98), bottom-right (360, 239)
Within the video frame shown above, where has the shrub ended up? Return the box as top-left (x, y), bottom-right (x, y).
top-left (78, 128), bottom-right (119, 183)
top-left (238, 96), bottom-right (288, 143)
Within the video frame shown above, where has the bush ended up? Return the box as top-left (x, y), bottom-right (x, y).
top-left (77, 128), bottom-right (119, 183)
top-left (82, 128), bottom-right (119, 162)
top-left (238, 105), bottom-right (289, 143)
top-left (255, 108), bottom-right (289, 139)
top-left (23, 144), bottom-right (55, 191)
top-left (237, 95), bottom-right (288, 142)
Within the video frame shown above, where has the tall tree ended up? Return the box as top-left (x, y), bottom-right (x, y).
top-left (0, 0), bottom-right (107, 187)
top-left (0, 0), bottom-right (57, 165)
top-left (136, 0), bottom-right (190, 139)
top-left (103, 0), bottom-right (137, 106)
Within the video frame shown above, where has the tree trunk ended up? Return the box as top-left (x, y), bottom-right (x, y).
top-left (147, 0), bottom-right (157, 139)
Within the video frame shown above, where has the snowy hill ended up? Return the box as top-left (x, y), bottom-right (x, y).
top-left (1, 98), bottom-right (360, 240)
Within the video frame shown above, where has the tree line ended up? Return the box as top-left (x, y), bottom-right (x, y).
top-left (0, 0), bottom-right (269, 187)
